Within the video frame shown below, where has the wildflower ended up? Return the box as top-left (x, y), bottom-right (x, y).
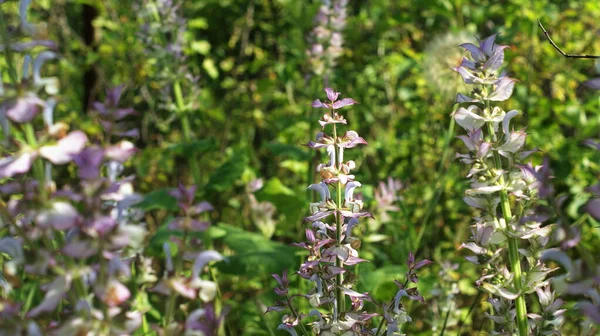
top-left (454, 33), bottom-right (557, 335)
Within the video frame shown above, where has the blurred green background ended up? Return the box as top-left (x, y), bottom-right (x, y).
top-left (3, 0), bottom-right (600, 334)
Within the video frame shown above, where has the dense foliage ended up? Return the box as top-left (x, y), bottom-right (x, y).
top-left (1, 0), bottom-right (600, 335)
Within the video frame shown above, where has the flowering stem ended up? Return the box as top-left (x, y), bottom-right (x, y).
top-left (374, 316), bottom-right (387, 336)
top-left (285, 296), bottom-right (310, 336)
top-left (485, 120), bottom-right (528, 336)
top-left (23, 124), bottom-right (48, 201)
top-left (173, 80), bottom-right (201, 185)
top-left (332, 118), bottom-right (345, 316)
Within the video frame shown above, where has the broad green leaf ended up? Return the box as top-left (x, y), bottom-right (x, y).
top-left (263, 142), bottom-right (309, 161)
top-left (216, 223), bottom-right (296, 276)
top-left (205, 151), bottom-right (248, 192)
top-left (255, 177), bottom-right (305, 222)
top-left (138, 189), bottom-right (178, 211)
top-left (165, 138), bottom-right (216, 156)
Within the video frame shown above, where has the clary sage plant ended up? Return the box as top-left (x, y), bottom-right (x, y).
top-left (0, 1), bottom-right (224, 334)
top-left (453, 34), bottom-right (562, 336)
top-left (268, 88), bottom-right (431, 336)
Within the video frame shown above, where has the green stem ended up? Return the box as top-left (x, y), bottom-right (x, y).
top-left (23, 124), bottom-right (48, 201)
top-left (332, 117), bottom-right (345, 316)
top-left (374, 315), bottom-right (386, 336)
top-left (0, 10), bottom-right (18, 84)
top-left (485, 121), bottom-right (528, 336)
top-left (286, 296), bottom-right (310, 336)
top-left (22, 285), bottom-right (37, 315)
top-left (164, 293), bottom-right (177, 326)
top-left (173, 80), bottom-right (201, 185)
top-left (414, 110), bottom-right (456, 253)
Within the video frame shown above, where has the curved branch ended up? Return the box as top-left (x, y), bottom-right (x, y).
top-left (538, 19), bottom-right (600, 59)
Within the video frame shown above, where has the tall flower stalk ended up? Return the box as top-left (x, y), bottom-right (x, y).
top-left (453, 34), bottom-right (557, 335)
top-left (268, 88), bottom-right (430, 335)
top-left (306, 0), bottom-right (348, 83)
top-left (138, 0), bottom-right (202, 185)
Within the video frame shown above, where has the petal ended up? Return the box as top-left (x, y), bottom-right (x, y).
top-left (456, 92), bottom-right (478, 103)
top-left (102, 278), bottom-right (131, 307)
top-left (413, 259), bottom-right (433, 270)
top-left (498, 130), bottom-right (526, 154)
top-left (460, 242), bottom-right (487, 254)
top-left (27, 275), bottom-right (70, 317)
top-left (114, 128), bottom-right (140, 139)
top-left (40, 131), bottom-right (88, 164)
top-left (460, 57), bottom-right (478, 70)
top-left (32, 51), bottom-right (58, 93)
top-left (106, 85), bottom-right (126, 106)
top-left (583, 78), bottom-right (600, 90)
top-left (480, 34), bottom-right (498, 57)
top-left (344, 181), bottom-right (362, 202)
top-left (324, 88), bottom-right (340, 101)
top-left (194, 279), bottom-right (218, 302)
top-left (483, 45), bottom-right (508, 71)
top-left (453, 66), bottom-right (481, 84)
top-left (466, 185), bottom-right (503, 195)
top-left (35, 201), bottom-right (80, 230)
top-left (74, 146), bottom-right (105, 180)
top-left (307, 183), bottom-right (329, 202)
top-left (113, 108), bottom-right (137, 120)
top-left (105, 141), bottom-right (136, 162)
top-left (502, 110), bottom-right (519, 141)
top-left (192, 250), bottom-right (223, 279)
top-left (459, 43), bottom-right (486, 62)
top-left (584, 198), bottom-right (600, 220)
top-left (6, 96), bottom-right (44, 123)
top-left (277, 324), bottom-right (298, 336)
top-left (578, 302), bottom-right (600, 324)
top-left (0, 152), bottom-right (36, 178)
top-left (488, 76), bottom-right (516, 101)
top-left (172, 279), bottom-right (197, 299)
top-left (62, 241), bottom-right (97, 258)
top-left (332, 98), bottom-right (358, 109)
top-left (311, 99), bottom-right (328, 108)
top-left (453, 106), bottom-right (486, 131)
top-left (304, 210), bottom-right (333, 222)
top-left (190, 201), bottom-right (214, 215)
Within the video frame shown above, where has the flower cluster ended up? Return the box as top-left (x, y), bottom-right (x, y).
top-left (0, 2), bottom-right (224, 334)
top-left (584, 140), bottom-right (600, 221)
top-left (268, 88), bottom-right (430, 335)
top-left (453, 34), bottom-right (561, 335)
top-left (372, 177), bottom-right (403, 229)
top-left (536, 140), bottom-right (600, 328)
top-left (307, 0), bottom-right (348, 81)
top-left (137, 0), bottom-right (199, 114)
top-left (246, 178), bottom-right (277, 238)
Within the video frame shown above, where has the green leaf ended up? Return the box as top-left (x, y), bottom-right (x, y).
top-left (358, 264), bottom-right (407, 300)
top-left (205, 151), bottom-right (248, 192)
top-left (190, 40), bottom-right (211, 55)
top-left (255, 177), bottom-right (305, 222)
top-left (165, 138), bottom-right (217, 156)
top-left (203, 58), bottom-right (219, 79)
top-left (263, 142), bottom-right (309, 161)
top-left (138, 189), bottom-right (178, 211)
top-left (216, 223), bottom-right (296, 276)
top-left (188, 18), bottom-right (209, 29)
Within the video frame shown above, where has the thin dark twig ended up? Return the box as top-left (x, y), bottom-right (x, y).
top-left (537, 19), bottom-right (600, 59)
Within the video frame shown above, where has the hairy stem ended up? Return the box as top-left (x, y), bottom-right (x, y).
top-left (485, 120), bottom-right (528, 336)
top-left (173, 80), bottom-right (201, 185)
top-left (23, 124), bottom-right (48, 201)
top-left (333, 118), bottom-right (345, 316)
